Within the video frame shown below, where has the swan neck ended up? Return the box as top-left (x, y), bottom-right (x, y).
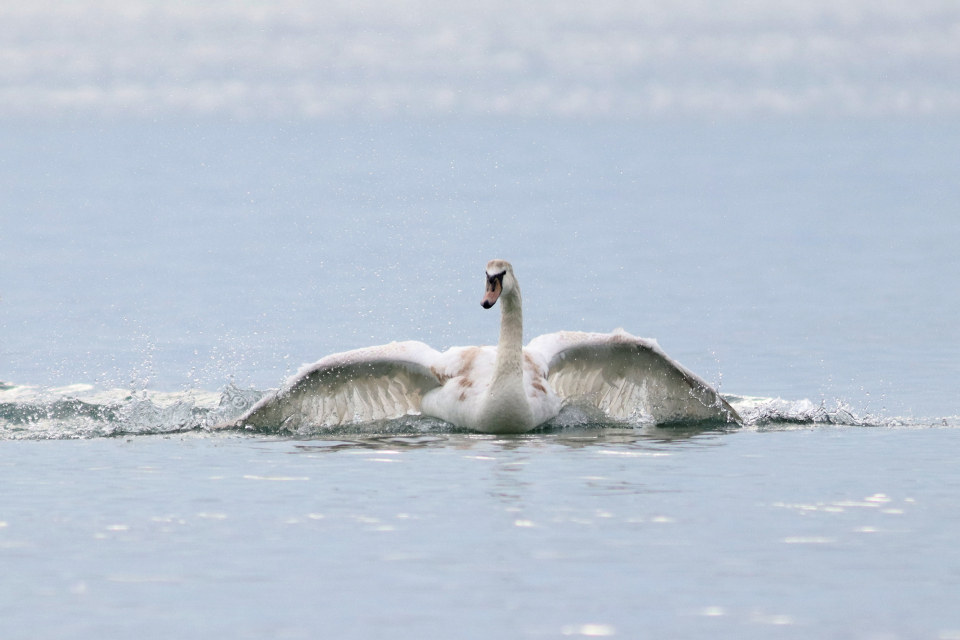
top-left (494, 285), bottom-right (523, 380)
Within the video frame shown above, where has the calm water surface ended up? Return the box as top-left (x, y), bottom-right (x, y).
top-left (1, 427), bottom-right (959, 639)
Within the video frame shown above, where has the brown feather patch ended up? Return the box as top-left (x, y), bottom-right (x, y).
top-left (457, 347), bottom-right (481, 376)
top-left (431, 366), bottom-right (451, 385)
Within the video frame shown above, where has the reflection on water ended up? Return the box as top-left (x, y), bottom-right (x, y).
top-left (287, 424), bottom-right (733, 456)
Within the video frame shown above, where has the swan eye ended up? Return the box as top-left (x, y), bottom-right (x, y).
top-left (486, 271), bottom-right (505, 288)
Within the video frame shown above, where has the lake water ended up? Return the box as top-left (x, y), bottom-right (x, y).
top-left (3, 428), bottom-right (960, 639)
top-left (1, 119), bottom-right (959, 637)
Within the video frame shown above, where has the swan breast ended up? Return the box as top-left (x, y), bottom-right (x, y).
top-left (522, 348), bottom-right (562, 425)
top-left (420, 346), bottom-right (497, 427)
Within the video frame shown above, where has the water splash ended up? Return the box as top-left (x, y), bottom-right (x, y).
top-left (0, 382), bottom-right (954, 440)
top-left (0, 382), bottom-right (264, 440)
top-left (724, 395), bottom-right (947, 428)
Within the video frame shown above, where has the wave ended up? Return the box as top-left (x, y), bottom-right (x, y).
top-left (0, 381), bottom-right (954, 441)
top-left (722, 395), bottom-right (945, 429)
top-left (0, 382), bottom-right (265, 440)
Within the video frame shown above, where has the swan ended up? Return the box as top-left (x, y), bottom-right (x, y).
top-left (230, 260), bottom-right (739, 434)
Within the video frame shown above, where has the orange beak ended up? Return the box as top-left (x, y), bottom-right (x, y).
top-left (481, 277), bottom-right (502, 308)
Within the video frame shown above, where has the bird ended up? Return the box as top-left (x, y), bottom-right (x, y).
top-left (230, 260), bottom-right (739, 434)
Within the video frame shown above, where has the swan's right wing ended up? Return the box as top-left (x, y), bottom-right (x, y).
top-left (230, 341), bottom-right (442, 433)
top-left (527, 329), bottom-right (740, 424)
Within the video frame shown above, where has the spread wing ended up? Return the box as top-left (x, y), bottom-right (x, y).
top-left (230, 341), bottom-right (442, 433)
top-left (526, 329), bottom-right (740, 424)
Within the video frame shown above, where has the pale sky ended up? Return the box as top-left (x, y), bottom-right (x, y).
top-left (2, 0), bottom-right (958, 119)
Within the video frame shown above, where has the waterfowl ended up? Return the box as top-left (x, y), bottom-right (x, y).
top-left (232, 260), bottom-right (738, 433)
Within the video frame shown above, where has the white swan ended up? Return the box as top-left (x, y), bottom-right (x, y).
top-left (232, 260), bottom-right (739, 434)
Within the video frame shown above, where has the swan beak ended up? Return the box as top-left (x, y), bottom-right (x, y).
top-left (482, 277), bottom-right (502, 309)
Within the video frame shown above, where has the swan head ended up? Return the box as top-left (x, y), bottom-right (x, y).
top-left (482, 259), bottom-right (514, 309)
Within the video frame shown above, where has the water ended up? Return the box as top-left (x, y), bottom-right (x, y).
top-left (5, 0), bottom-right (960, 119)
top-left (2, 428), bottom-right (959, 639)
top-left (1, 119), bottom-right (959, 637)
top-left (3, 120), bottom-right (959, 415)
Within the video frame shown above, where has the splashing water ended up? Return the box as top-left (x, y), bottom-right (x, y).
top-left (0, 382), bottom-right (952, 441)
top-left (0, 383), bottom-right (264, 440)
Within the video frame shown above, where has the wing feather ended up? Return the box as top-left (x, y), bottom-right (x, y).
top-left (355, 381), bottom-right (378, 421)
top-left (231, 341), bottom-right (442, 433)
top-left (527, 329), bottom-right (739, 424)
top-left (380, 379), bottom-right (404, 417)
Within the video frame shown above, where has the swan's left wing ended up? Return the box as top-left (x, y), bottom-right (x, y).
top-left (526, 329), bottom-right (740, 424)
top-left (229, 341), bottom-right (442, 433)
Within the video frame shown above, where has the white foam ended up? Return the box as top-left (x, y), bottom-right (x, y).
top-left (724, 395), bottom-right (938, 428)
